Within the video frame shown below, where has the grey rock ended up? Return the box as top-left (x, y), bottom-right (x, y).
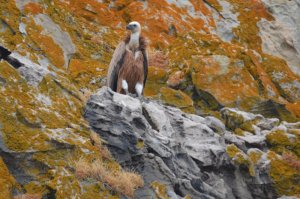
top-left (212, 55), bottom-right (230, 75)
top-left (15, 0), bottom-right (40, 10)
top-left (10, 52), bottom-right (54, 86)
top-left (258, 0), bottom-right (300, 76)
top-left (84, 87), bottom-right (278, 199)
top-left (33, 14), bottom-right (76, 68)
top-left (210, 0), bottom-right (239, 42)
top-left (0, 19), bottom-right (10, 33)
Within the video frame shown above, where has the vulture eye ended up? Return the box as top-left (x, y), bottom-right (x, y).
top-left (133, 24), bottom-right (137, 27)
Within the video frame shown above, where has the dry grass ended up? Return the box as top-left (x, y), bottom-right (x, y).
top-left (14, 194), bottom-right (42, 199)
top-left (105, 171), bottom-right (144, 197)
top-left (80, 88), bottom-right (93, 104)
top-left (75, 158), bottom-right (144, 197)
top-left (75, 158), bottom-right (107, 180)
top-left (282, 152), bottom-right (300, 170)
top-left (90, 132), bottom-right (111, 159)
top-left (90, 132), bottom-right (102, 148)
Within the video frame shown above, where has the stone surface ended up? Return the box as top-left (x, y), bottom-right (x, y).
top-left (258, 0), bottom-right (300, 76)
top-left (85, 87), bottom-right (295, 199)
top-left (211, 0), bottom-right (240, 42)
top-left (33, 14), bottom-right (76, 68)
top-left (10, 52), bottom-right (53, 86)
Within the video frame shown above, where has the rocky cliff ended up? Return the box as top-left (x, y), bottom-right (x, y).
top-left (84, 87), bottom-right (300, 199)
top-left (0, 0), bottom-right (300, 198)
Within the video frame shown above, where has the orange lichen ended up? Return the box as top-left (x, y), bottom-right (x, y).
top-left (228, 0), bottom-right (273, 51)
top-left (246, 50), bottom-right (281, 99)
top-left (192, 55), bottom-right (260, 104)
top-left (68, 59), bottom-right (107, 90)
top-left (26, 19), bottom-right (65, 68)
top-left (24, 3), bottom-right (44, 15)
top-left (167, 71), bottom-right (185, 88)
top-left (286, 101), bottom-right (300, 118)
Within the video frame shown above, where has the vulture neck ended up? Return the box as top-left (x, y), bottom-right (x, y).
top-left (128, 32), bottom-right (140, 52)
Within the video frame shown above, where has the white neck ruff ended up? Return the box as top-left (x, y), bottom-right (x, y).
top-left (129, 32), bottom-right (140, 50)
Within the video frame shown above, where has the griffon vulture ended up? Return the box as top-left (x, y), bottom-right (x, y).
top-left (107, 21), bottom-right (148, 97)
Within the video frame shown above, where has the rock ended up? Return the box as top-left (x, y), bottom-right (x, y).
top-left (15, 0), bottom-right (40, 11)
top-left (144, 66), bottom-right (167, 97)
top-left (251, 100), bottom-right (299, 123)
top-left (84, 87), bottom-right (279, 199)
top-left (33, 14), bottom-right (76, 68)
top-left (258, 0), bottom-right (300, 76)
top-left (167, 71), bottom-right (185, 88)
top-left (10, 52), bottom-right (54, 86)
top-left (191, 55), bottom-right (260, 108)
top-left (159, 87), bottom-right (195, 113)
top-left (221, 107), bottom-right (262, 130)
top-left (148, 52), bottom-right (169, 69)
top-left (210, 0), bottom-right (239, 42)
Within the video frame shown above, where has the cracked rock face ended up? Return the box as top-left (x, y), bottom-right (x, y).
top-left (258, 0), bottom-right (300, 76)
top-left (84, 87), bottom-right (279, 199)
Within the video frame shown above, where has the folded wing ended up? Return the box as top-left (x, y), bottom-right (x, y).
top-left (107, 41), bottom-right (126, 91)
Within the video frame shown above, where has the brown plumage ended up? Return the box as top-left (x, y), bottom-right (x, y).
top-left (117, 35), bottom-right (147, 94)
top-left (107, 23), bottom-right (148, 96)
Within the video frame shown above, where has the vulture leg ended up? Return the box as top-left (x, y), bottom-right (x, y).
top-left (122, 80), bottom-right (129, 95)
top-left (135, 82), bottom-right (143, 98)
top-left (116, 78), bottom-right (128, 95)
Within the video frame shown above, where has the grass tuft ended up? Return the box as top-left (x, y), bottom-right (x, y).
top-left (75, 158), bottom-right (144, 197)
top-left (14, 194), bottom-right (42, 199)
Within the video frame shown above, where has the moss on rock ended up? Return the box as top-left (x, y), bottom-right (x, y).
top-left (160, 87), bottom-right (195, 113)
top-left (268, 151), bottom-right (300, 196)
top-left (0, 157), bottom-right (16, 199)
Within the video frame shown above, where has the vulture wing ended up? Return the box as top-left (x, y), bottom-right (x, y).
top-left (139, 36), bottom-right (148, 90)
top-left (142, 50), bottom-right (148, 87)
top-left (107, 41), bottom-right (126, 91)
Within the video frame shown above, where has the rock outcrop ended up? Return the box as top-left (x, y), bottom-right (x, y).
top-left (1, 0), bottom-right (300, 119)
top-left (258, 0), bottom-right (300, 76)
top-left (85, 87), bottom-right (299, 199)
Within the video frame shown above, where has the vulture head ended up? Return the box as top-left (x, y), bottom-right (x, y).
top-left (126, 21), bottom-right (141, 34)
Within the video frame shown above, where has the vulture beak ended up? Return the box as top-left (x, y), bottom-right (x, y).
top-left (126, 24), bottom-right (133, 30)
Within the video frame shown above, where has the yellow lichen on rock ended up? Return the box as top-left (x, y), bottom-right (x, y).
top-left (0, 157), bottom-right (16, 199)
top-left (26, 19), bottom-right (65, 69)
top-left (160, 87), bottom-right (195, 113)
top-left (266, 130), bottom-right (299, 155)
top-left (226, 144), bottom-right (249, 165)
top-left (144, 66), bottom-right (168, 97)
top-left (69, 59), bottom-right (107, 91)
top-left (248, 150), bottom-right (262, 165)
top-left (151, 181), bottom-right (170, 199)
top-left (268, 151), bottom-right (300, 196)
top-left (24, 3), bottom-right (44, 15)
